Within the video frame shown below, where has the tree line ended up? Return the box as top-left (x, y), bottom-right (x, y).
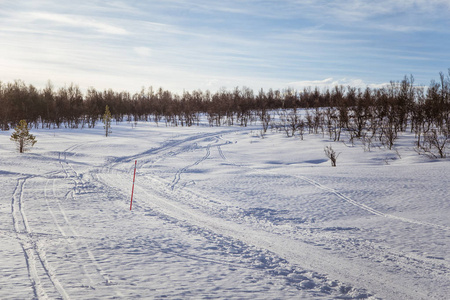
top-left (1, 71), bottom-right (449, 154)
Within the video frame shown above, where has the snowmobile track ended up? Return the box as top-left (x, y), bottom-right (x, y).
top-left (11, 176), bottom-right (70, 300)
top-left (56, 144), bottom-right (124, 297)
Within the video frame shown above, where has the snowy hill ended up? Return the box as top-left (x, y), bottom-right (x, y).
top-left (0, 119), bottom-right (449, 299)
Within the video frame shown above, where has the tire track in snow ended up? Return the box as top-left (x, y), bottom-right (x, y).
top-left (11, 177), bottom-right (70, 300)
top-left (11, 177), bottom-right (40, 299)
top-left (44, 178), bottom-right (97, 290)
top-left (110, 129), bottom-right (247, 172)
top-left (56, 145), bottom-right (124, 297)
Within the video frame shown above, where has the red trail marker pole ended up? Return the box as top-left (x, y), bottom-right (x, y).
top-left (130, 160), bottom-right (137, 210)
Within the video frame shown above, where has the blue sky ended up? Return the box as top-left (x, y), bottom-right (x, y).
top-left (1, 0), bottom-right (449, 93)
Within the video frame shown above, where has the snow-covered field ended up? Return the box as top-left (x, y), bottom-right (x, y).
top-left (0, 118), bottom-right (449, 299)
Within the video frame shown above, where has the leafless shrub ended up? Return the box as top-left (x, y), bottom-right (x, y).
top-left (297, 119), bottom-right (305, 140)
top-left (347, 130), bottom-right (356, 146)
top-left (361, 131), bottom-right (373, 152)
top-left (278, 109), bottom-right (302, 138)
top-left (259, 110), bottom-right (271, 135)
top-left (380, 122), bottom-right (398, 150)
top-left (324, 145), bottom-right (340, 167)
top-left (416, 129), bottom-right (449, 158)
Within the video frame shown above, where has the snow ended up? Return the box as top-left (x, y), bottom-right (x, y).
top-left (0, 117), bottom-right (449, 299)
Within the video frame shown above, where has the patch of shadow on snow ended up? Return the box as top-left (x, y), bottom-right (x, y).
top-left (265, 160), bottom-right (283, 165)
top-left (426, 255), bottom-right (445, 260)
top-left (301, 159), bottom-right (328, 164)
top-left (0, 170), bottom-right (22, 176)
top-left (322, 227), bottom-right (360, 232)
top-left (239, 207), bottom-right (309, 225)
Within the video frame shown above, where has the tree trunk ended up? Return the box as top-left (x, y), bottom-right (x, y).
top-left (19, 138), bottom-right (24, 153)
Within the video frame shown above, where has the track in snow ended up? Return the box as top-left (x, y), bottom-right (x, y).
top-left (170, 138), bottom-right (230, 190)
top-left (56, 146), bottom-right (124, 297)
top-left (94, 132), bottom-right (378, 299)
top-left (4, 125), bottom-right (446, 299)
top-left (11, 176), bottom-right (69, 300)
top-left (296, 175), bottom-right (450, 231)
top-left (94, 129), bottom-right (449, 300)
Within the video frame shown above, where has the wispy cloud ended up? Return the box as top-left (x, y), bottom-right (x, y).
top-left (288, 78), bottom-right (389, 90)
top-left (25, 12), bottom-right (128, 35)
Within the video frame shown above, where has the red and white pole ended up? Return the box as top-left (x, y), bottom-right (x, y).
top-left (130, 160), bottom-right (137, 210)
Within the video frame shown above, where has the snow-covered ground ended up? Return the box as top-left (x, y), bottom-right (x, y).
top-left (0, 118), bottom-right (449, 299)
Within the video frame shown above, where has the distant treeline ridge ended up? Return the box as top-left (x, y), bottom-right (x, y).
top-left (0, 71), bottom-right (449, 132)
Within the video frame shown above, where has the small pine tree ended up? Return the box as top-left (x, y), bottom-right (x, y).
top-left (103, 105), bottom-right (112, 137)
top-left (10, 120), bottom-right (37, 153)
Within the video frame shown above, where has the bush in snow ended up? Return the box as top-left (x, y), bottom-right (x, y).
top-left (416, 129), bottom-right (449, 158)
top-left (324, 145), bottom-right (340, 167)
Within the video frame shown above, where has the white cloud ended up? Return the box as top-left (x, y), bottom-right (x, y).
top-left (287, 78), bottom-right (389, 90)
top-left (26, 12), bottom-right (128, 35)
top-left (288, 78), bottom-right (335, 87)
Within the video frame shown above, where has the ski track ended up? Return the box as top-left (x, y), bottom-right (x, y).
top-left (8, 143), bottom-right (124, 299)
top-left (152, 135), bottom-right (231, 191)
top-left (170, 144), bottom-right (211, 190)
top-left (296, 175), bottom-right (450, 231)
top-left (217, 145), bottom-right (226, 160)
top-left (11, 176), bottom-right (70, 300)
